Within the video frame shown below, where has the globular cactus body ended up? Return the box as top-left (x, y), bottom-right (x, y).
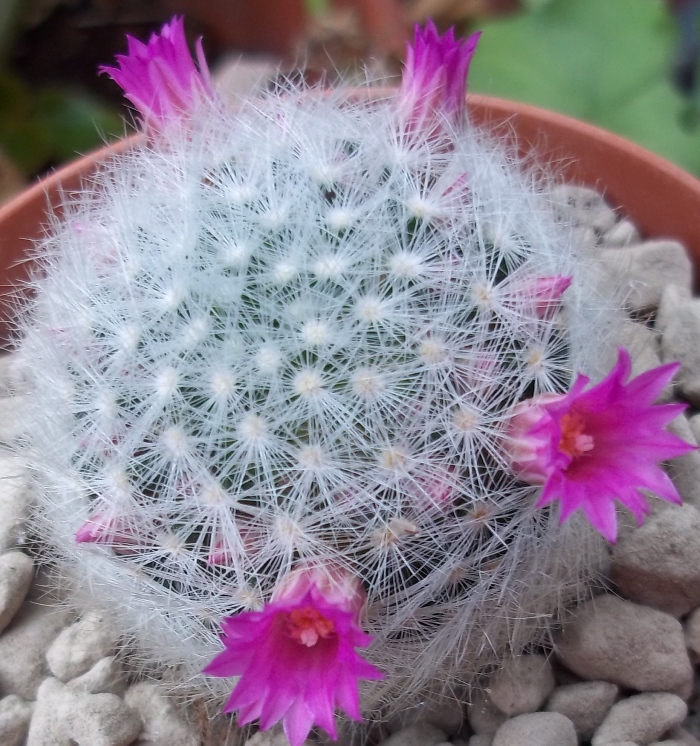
top-left (18, 26), bottom-right (614, 722)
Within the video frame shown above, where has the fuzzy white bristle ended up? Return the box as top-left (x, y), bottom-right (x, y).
top-left (19, 80), bottom-right (616, 719)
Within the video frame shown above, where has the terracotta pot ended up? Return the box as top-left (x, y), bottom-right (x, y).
top-left (1, 96), bottom-right (699, 346)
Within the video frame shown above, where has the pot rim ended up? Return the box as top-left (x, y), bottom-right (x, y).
top-left (0, 93), bottom-right (698, 342)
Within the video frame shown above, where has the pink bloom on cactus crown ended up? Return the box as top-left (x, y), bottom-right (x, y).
top-left (75, 511), bottom-right (140, 554)
top-left (99, 16), bottom-right (214, 129)
top-left (400, 20), bottom-right (481, 131)
top-left (505, 348), bottom-right (695, 543)
top-left (503, 274), bottom-right (572, 319)
top-left (203, 564), bottom-right (384, 746)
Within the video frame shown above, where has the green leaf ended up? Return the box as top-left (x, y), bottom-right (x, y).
top-left (34, 89), bottom-right (125, 163)
top-left (468, 0), bottom-right (700, 175)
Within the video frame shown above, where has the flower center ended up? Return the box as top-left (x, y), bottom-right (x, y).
top-left (285, 606), bottom-right (335, 647)
top-left (558, 412), bottom-right (594, 459)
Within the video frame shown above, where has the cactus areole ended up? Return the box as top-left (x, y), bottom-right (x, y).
top-left (18, 17), bottom-right (693, 745)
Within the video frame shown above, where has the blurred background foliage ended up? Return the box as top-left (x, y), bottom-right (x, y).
top-left (0, 0), bottom-right (699, 204)
top-left (468, 0), bottom-right (700, 176)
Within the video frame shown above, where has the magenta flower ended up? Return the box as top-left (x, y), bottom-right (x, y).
top-left (400, 21), bottom-right (481, 132)
top-left (100, 16), bottom-right (214, 130)
top-left (504, 274), bottom-right (573, 319)
top-left (203, 564), bottom-right (384, 746)
top-left (75, 511), bottom-right (139, 553)
top-left (505, 348), bottom-right (695, 542)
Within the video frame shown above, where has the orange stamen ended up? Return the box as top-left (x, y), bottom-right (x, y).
top-left (285, 606), bottom-right (335, 647)
top-left (559, 412), bottom-right (594, 459)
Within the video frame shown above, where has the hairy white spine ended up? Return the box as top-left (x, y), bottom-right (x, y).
top-left (20, 84), bottom-right (614, 715)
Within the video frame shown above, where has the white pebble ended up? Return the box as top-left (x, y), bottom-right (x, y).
top-left (27, 677), bottom-right (141, 746)
top-left (685, 607), bottom-right (700, 663)
top-left (545, 681), bottom-right (619, 739)
top-left (0, 452), bottom-right (33, 553)
top-left (68, 656), bottom-right (127, 696)
top-left (123, 681), bottom-right (199, 746)
top-left (0, 694), bottom-right (34, 746)
top-left (612, 320), bottom-right (664, 387)
top-left (600, 241), bottom-right (693, 313)
top-left (555, 595), bottom-right (693, 698)
top-left (387, 696), bottom-right (464, 736)
top-left (601, 218), bottom-right (640, 247)
top-left (468, 689), bottom-right (507, 735)
top-left (550, 185), bottom-right (617, 234)
top-left (244, 726), bottom-right (314, 746)
top-left (487, 654), bottom-right (555, 716)
top-left (0, 600), bottom-right (73, 699)
top-left (378, 722), bottom-right (447, 746)
top-left (0, 352), bottom-right (27, 396)
top-left (656, 287), bottom-right (700, 406)
top-left (592, 692), bottom-right (687, 746)
top-left (0, 395), bottom-right (28, 443)
top-left (492, 712), bottom-right (576, 746)
top-left (663, 416), bottom-right (700, 510)
top-left (0, 551), bottom-right (34, 634)
top-left (662, 726), bottom-right (700, 745)
top-left (468, 736), bottom-right (493, 746)
top-left (611, 503), bottom-right (700, 616)
top-left (46, 610), bottom-right (117, 682)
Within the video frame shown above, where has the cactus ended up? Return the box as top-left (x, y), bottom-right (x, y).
top-left (18, 16), bottom-right (683, 744)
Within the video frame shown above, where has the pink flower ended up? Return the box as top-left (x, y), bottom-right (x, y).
top-left (100, 16), bottom-right (214, 130)
top-left (505, 348), bottom-right (695, 542)
top-left (203, 564), bottom-right (383, 746)
top-left (504, 275), bottom-right (572, 319)
top-left (75, 511), bottom-right (140, 553)
top-left (400, 21), bottom-right (481, 133)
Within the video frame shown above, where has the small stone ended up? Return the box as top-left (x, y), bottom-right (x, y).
top-left (592, 692), bottom-right (687, 746)
top-left (0, 395), bottom-right (28, 443)
top-left (0, 600), bottom-right (73, 699)
top-left (488, 654), bottom-right (555, 716)
top-left (689, 413), bottom-right (700, 446)
top-left (602, 219), bottom-right (640, 247)
top-left (469, 736), bottom-right (492, 746)
top-left (0, 352), bottom-right (26, 396)
top-left (555, 595), bottom-right (693, 697)
top-left (663, 416), bottom-right (700, 510)
top-left (657, 287), bottom-right (700, 406)
top-left (686, 712), bottom-right (700, 738)
top-left (46, 610), bottom-right (117, 682)
top-left (244, 727), bottom-right (313, 746)
top-left (685, 607), bottom-right (700, 663)
top-left (468, 689), bottom-right (508, 735)
top-left (666, 726), bottom-right (700, 745)
top-left (546, 681), bottom-right (619, 739)
top-left (27, 677), bottom-right (142, 746)
top-left (123, 681), bottom-right (199, 746)
top-left (68, 656), bottom-right (127, 695)
top-left (611, 502), bottom-right (700, 616)
top-left (0, 694), bottom-right (34, 746)
top-left (574, 225), bottom-right (599, 251)
top-left (378, 722), bottom-right (447, 746)
top-left (492, 712), bottom-right (576, 746)
top-left (550, 185), bottom-right (618, 234)
top-left (387, 696), bottom-right (464, 736)
top-left (600, 241), bottom-right (693, 313)
top-left (0, 551), bottom-right (33, 633)
top-left (0, 452), bottom-right (33, 553)
top-left (612, 320), bottom-right (663, 382)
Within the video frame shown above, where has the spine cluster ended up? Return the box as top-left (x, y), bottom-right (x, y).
top-left (20, 79), bottom-right (612, 714)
